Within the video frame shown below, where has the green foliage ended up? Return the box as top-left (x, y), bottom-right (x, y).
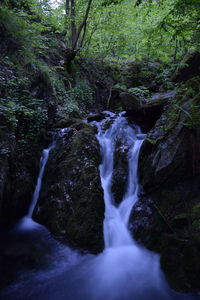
top-left (69, 80), bottom-right (93, 110)
top-left (81, 0), bottom-right (200, 61)
top-left (0, 100), bottom-right (47, 145)
top-left (128, 86), bottom-right (149, 97)
top-left (2, 0), bottom-right (200, 64)
top-left (146, 138), bottom-right (157, 145)
top-left (0, 61), bottom-right (48, 149)
top-left (15, 104), bottom-right (47, 148)
top-left (0, 7), bottom-right (46, 58)
top-left (114, 83), bottom-right (127, 91)
top-left (0, 101), bottom-right (18, 130)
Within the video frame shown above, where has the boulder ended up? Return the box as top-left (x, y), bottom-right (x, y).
top-left (125, 95), bottom-right (171, 132)
top-left (112, 140), bottom-right (129, 204)
top-left (119, 91), bottom-right (176, 132)
top-left (87, 113), bottom-right (105, 122)
top-left (34, 125), bottom-right (104, 253)
top-left (120, 92), bottom-right (143, 111)
top-left (54, 117), bottom-right (79, 128)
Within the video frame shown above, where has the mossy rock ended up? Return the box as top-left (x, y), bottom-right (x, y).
top-left (54, 117), bottom-right (79, 128)
top-left (35, 125), bottom-right (104, 253)
top-left (120, 92), bottom-right (143, 111)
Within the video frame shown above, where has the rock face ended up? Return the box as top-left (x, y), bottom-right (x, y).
top-left (123, 91), bottom-right (173, 132)
top-left (0, 115), bottom-right (46, 226)
top-left (112, 140), bottom-right (129, 204)
top-left (133, 87), bottom-right (200, 291)
top-left (120, 92), bottom-right (144, 111)
top-left (34, 124), bottom-right (104, 253)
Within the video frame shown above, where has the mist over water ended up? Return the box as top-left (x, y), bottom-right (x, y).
top-left (1, 113), bottom-right (198, 300)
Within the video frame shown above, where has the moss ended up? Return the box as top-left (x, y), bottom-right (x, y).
top-left (35, 125), bottom-right (104, 253)
top-left (146, 138), bottom-right (157, 145)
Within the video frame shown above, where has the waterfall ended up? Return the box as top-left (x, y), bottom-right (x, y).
top-left (27, 142), bottom-right (55, 218)
top-left (96, 113), bottom-right (145, 248)
top-left (13, 141), bottom-right (55, 231)
top-left (3, 115), bottom-right (197, 300)
top-left (27, 128), bottom-right (70, 218)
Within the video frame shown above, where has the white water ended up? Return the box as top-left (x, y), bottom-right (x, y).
top-left (27, 143), bottom-right (55, 218)
top-left (96, 114), bottom-right (143, 248)
top-left (97, 114), bottom-right (145, 248)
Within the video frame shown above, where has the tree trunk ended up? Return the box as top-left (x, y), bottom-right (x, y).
top-left (64, 0), bottom-right (93, 73)
top-left (64, 48), bottom-right (77, 73)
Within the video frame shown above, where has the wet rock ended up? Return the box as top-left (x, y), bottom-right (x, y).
top-left (138, 94), bottom-right (200, 189)
top-left (35, 125), bottom-right (104, 253)
top-left (87, 113), bottom-right (105, 122)
top-left (54, 117), bottom-right (79, 128)
top-left (146, 91), bottom-right (175, 106)
top-left (70, 121), bottom-right (91, 131)
top-left (120, 91), bottom-right (174, 132)
top-left (112, 140), bottom-right (128, 204)
top-left (120, 92), bottom-right (143, 111)
top-left (134, 89), bottom-right (200, 292)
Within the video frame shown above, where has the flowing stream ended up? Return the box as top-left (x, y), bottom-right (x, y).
top-left (1, 113), bottom-right (198, 300)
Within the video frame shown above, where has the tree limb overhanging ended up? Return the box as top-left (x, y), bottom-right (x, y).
top-left (65, 0), bottom-right (93, 72)
top-left (72, 0), bottom-right (92, 51)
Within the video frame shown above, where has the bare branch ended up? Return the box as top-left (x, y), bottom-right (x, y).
top-left (72, 0), bottom-right (93, 50)
top-left (71, 0), bottom-right (77, 45)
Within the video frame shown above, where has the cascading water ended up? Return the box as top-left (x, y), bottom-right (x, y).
top-left (27, 128), bottom-right (70, 220)
top-left (2, 113), bottom-right (198, 300)
top-left (28, 142), bottom-right (55, 218)
top-left (13, 141), bottom-right (55, 231)
top-left (96, 113), bottom-right (145, 248)
top-left (27, 128), bottom-right (68, 219)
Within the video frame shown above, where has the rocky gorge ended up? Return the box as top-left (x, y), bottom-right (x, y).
top-left (0, 47), bottom-right (200, 296)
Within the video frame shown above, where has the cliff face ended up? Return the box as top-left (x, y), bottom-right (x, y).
top-left (134, 66), bottom-right (200, 291)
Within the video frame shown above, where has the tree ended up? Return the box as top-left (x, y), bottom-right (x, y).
top-left (65, 0), bottom-right (93, 71)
